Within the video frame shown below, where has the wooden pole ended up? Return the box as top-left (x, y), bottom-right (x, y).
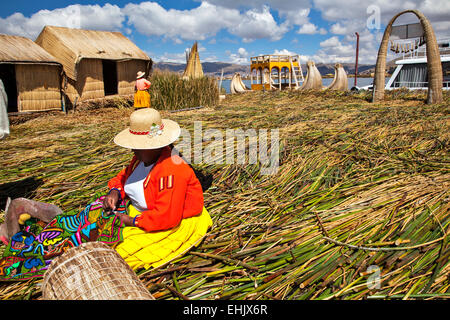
top-left (268, 68), bottom-right (271, 91)
top-left (279, 68), bottom-right (281, 90)
top-left (354, 32), bottom-right (359, 88)
top-left (219, 68), bottom-right (224, 93)
top-left (289, 66), bottom-right (292, 89)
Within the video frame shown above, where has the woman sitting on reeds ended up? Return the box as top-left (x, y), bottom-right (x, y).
top-left (134, 71), bottom-right (151, 109)
top-left (0, 108), bottom-right (212, 281)
top-left (105, 108), bottom-right (212, 269)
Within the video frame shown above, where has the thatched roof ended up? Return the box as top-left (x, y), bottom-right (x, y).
top-left (182, 42), bottom-right (203, 79)
top-left (0, 34), bottom-right (60, 65)
top-left (35, 26), bottom-right (151, 80)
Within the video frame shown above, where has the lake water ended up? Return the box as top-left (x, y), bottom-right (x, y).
top-left (219, 77), bottom-right (387, 93)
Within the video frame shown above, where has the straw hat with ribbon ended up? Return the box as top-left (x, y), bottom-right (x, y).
top-left (136, 71), bottom-right (146, 79)
top-left (114, 108), bottom-right (181, 150)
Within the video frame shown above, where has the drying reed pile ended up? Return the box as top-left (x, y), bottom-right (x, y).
top-left (150, 70), bottom-right (219, 110)
top-left (0, 89), bottom-right (448, 300)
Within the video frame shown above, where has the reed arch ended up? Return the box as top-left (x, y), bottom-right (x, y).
top-left (372, 10), bottom-right (443, 104)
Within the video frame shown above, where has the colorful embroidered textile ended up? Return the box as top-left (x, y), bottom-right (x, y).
top-left (0, 196), bottom-right (126, 281)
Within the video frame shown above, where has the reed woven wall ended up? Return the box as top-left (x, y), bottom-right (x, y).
top-left (117, 60), bottom-right (147, 96)
top-left (64, 59), bottom-right (104, 103)
top-left (64, 59), bottom-right (148, 104)
top-left (75, 59), bottom-right (104, 101)
top-left (15, 64), bottom-right (61, 112)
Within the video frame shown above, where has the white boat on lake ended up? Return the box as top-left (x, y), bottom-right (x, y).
top-left (359, 38), bottom-right (450, 91)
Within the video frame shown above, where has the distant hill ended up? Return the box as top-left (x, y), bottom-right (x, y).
top-left (314, 63), bottom-right (374, 76)
top-left (154, 62), bottom-right (187, 73)
top-left (154, 60), bottom-right (396, 78)
top-left (154, 61), bottom-right (248, 78)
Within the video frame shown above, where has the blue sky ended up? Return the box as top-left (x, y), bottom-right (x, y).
top-left (1, 1), bottom-right (449, 65)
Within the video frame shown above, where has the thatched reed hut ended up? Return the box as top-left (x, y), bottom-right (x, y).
top-left (35, 26), bottom-right (152, 106)
top-left (0, 34), bottom-right (63, 113)
top-left (182, 42), bottom-right (203, 80)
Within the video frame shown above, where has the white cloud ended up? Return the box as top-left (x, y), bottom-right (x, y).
top-left (199, 1), bottom-right (316, 35)
top-left (155, 52), bottom-right (187, 64)
top-left (298, 22), bottom-right (327, 35)
top-left (0, 4), bottom-right (124, 39)
top-left (123, 2), bottom-right (240, 41)
top-left (312, 0), bottom-right (450, 64)
top-left (330, 23), bottom-right (348, 35)
top-left (228, 47), bottom-right (249, 64)
top-left (227, 6), bottom-right (290, 42)
top-left (199, 0), bottom-right (312, 23)
top-left (238, 48), bottom-right (248, 56)
top-left (273, 49), bottom-right (298, 56)
top-left (203, 55), bottom-right (219, 62)
top-left (418, 0), bottom-right (450, 22)
top-left (197, 43), bottom-right (207, 52)
top-left (124, 2), bottom-right (291, 43)
top-left (311, 33), bottom-right (378, 64)
top-left (314, 0), bottom-right (450, 35)
top-left (280, 8), bottom-right (311, 26)
top-left (320, 36), bottom-right (340, 48)
top-left (156, 44), bottom-right (213, 63)
top-left (271, 50), bottom-right (313, 66)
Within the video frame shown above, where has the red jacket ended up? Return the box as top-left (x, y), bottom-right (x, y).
top-left (136, 78), bottom-right (151, 91)
top-left (108, 146), bottom-right (204, 232)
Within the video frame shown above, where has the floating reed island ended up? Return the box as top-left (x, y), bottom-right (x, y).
top-left (0, 89), bottom-right (449, 300)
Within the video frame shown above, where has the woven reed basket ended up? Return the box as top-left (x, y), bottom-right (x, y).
top-left (42, 242), bottom-right (155, 300)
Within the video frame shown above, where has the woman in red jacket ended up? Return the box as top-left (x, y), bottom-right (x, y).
top-left (104, 107), bottom-right (212, 270)
top-left (104, 108), bottom-right (205, 232)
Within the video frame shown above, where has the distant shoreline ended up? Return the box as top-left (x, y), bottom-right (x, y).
top-left (232, 74), bottom-right (379, 80)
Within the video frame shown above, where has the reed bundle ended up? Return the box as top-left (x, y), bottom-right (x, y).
top-left (0, 89), bottom-right (448, 300)
top-left (150, 70), bottom-right (219, 110)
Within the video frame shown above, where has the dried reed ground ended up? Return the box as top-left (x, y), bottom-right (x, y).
top-left (0, 89), bottom-right (449, 300)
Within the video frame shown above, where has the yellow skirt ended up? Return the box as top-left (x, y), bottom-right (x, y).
top-left (134, 90), bottom-right (151, 109)
top-left (114, 206), bottom-right (212, 270)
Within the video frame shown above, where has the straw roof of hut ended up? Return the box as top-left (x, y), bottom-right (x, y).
top-left (0, 34), bottom-right (60, 65)
top-left (35, 26), bottom-right (151, 80)
top-left (182, 42), bottom-right (203, 79)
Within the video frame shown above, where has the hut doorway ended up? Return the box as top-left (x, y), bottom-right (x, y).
top-left (102, 60), bottom-right (118, 96)
top-left (0, 64), bottom-right (18, 112)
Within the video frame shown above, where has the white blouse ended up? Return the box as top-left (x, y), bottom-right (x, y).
top-left (124, 161), bottom-right (154, 212)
